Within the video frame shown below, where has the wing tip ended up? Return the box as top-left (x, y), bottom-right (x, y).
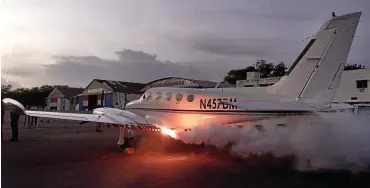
top-left (2, 98), bottom-right (27, 115)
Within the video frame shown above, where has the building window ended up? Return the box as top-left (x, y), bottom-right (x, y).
top-left (187, 94), bottom-right (195, 102)
top-left (351, 97), bottom-right (358, 100)
top-left (176, 93), bottom-right (183, 101)
top-left (356, 80), bottom-right (368, 89)
top-left (165, 92), bottom-right (172, 101)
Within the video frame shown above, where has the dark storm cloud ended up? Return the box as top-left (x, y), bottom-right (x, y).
top-left (2, 66), bottom-right (39, 77)
top-left (179, 34), bottom-right (293, 57)
top-left (115, 49), bottom-right (157, 62)
top-left (3, 0), bottom-right (370, 87)
top-left (34, 49), bottom-right (218, 87)
top-left (162, 0), bottom-right (370, 66)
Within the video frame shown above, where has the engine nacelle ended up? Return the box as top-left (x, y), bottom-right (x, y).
top-left (92, 107), bottom-right (148, 124)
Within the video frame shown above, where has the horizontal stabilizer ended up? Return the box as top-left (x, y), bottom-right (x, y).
top-left (221, 101), bottom-right (316, 112)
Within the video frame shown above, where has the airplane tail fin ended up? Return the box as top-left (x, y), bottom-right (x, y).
top-left (267, 12), bottom-right (362, 105)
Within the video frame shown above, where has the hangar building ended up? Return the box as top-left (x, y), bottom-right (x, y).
top-left (46, 77), bottom-right (234, 112)
top-left (77, 79), bottom-right (145, 111)
top-left (46, 86), bottom-right (84, 111)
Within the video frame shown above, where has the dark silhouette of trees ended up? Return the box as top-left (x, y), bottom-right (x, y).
top-left (1, 84), bottom-right (65, 107)
top-left (224, 60), bottom-right (365, 85)
top-left (271, 62), bottom-right (288, 77)
top-left (224, 59), bottom-right (287, 84)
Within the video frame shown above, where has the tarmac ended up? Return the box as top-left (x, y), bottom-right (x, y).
top-left (2, 115), bottom-right (370, 188)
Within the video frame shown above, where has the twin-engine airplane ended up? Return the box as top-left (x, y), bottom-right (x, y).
top-left (3, 12), bottom-right (362, 147)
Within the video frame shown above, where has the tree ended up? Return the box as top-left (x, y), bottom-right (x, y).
top-left (271, 62), bottom-right (287, 77)
top-left (224, 66), bottom-right (257, 84)
top-left (223, 59), bottom-right (285, 84)
top-left (1, 84), bottom-right (12, 98)
top-left (255, 59), bottom-right (274, 78)
top-left (223, 60), bottom-right (366, 85)
top-left (1, 85), bottom-right (57, 107)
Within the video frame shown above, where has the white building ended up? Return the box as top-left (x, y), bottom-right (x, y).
top-left (77, 79), bottom-right (145, 111)
top-left (333, 69), bottom-right (370, 104)
top-left (236, 72), bottom-right (281, 87)
top-left (236, 69), bottom-right (370, 104)
top-left (46, 86), bottom-right (84, 111)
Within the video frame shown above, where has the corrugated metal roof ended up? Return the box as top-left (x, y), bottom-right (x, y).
top-left (94, 79), bottom-right (145, 94)
top-left (56, 86), bottom-right (84, 97)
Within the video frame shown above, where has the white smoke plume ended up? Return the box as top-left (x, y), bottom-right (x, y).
top-left (176, 112), bottom-right (370, 172)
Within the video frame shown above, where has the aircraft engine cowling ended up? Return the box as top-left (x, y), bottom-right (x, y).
top-left (93, 108), bottom-right (148, 124)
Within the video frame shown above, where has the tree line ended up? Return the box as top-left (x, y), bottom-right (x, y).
top-left (1, 60), bottom-right (366, 107)
top-left (1, 85), bottom-right (67, 108)
top-left (223, 59), bottom-right (366, 84)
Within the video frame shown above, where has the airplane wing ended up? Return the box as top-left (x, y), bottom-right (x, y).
top-left (2, 98), bottom-right (140, 125)
top-left (25, 110), bottom-right (135, 125)
top-left (221, 101), bottom-right (316, 112)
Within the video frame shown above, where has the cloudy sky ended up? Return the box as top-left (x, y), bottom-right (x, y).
top-left (1, 0), bottom-right (369, 88)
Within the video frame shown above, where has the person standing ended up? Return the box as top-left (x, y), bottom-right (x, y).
top-left (10, 111), bottom-right (20, 142)
top-left (29, 105), bottom-right (34, 128)
top-left (1, 101), bottom-right (4, 140)
top-left (33, 106), bottom-right (39, 128)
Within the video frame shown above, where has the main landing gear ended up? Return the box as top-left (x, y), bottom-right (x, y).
top-left (117, 126), bottom-right (135, 154)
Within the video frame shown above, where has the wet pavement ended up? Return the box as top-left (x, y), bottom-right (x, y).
top-left (2, 117), bottom-right (370, 188)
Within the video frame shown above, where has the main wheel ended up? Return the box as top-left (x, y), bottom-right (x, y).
top-left (124, 148), bottom-right (135, 154)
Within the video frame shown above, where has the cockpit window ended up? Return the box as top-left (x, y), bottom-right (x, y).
top-left (144, 92), bottom-right (152, 100)
top-left (165, 92), bottom-right (172, 101)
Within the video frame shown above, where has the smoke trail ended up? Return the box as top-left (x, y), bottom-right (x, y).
top-left (176, 112), bottom-right (370, 172)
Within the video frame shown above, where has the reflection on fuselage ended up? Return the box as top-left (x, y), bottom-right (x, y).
top-left (125, 87), bottom-right (286, 130)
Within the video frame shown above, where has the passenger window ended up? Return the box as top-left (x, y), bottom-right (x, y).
top-left (187, 94), bottom-right (194, 102)
top-left (165, 92), bottom-right (172, 101)
top-left (155, 92), bottom-right (162, 100)
top-left (176, 93), bottom-right (183, 101)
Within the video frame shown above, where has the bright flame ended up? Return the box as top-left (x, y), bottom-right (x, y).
top-left (161, 127), bottom-right (177, 139)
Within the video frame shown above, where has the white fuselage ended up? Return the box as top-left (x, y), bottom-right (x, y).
top-left (125, 87), bottom-right (308, 130)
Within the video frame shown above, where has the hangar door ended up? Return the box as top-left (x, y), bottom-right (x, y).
top-left (104, 93), bottom-right (113, 107)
